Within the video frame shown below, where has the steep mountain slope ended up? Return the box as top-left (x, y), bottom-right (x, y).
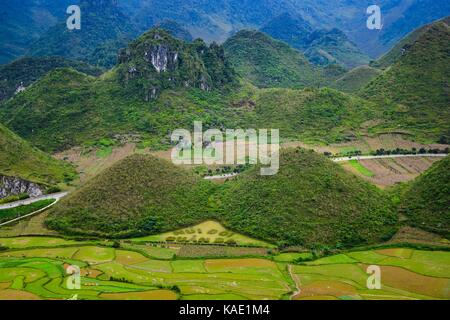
top-left (0, 0), bottom-right (73, 64)
top-left (331, 66), bottom-right (382, 93)
top-left (303, 28), bottom-right (371, 69)
top-left (400, 156), bottom-right (450, 238)
top-left (46, 154), bottom-right (212, 237)
top-left (261, 13), bottom-right (370, 69)
top-left (218, 149), bottom-right (397, 248)
top-left (2, 1), bottom-right (450, 64)
top-left (223, 30), bottom-right (324, 88)
top-left (362, 19), bottom-right (450, 142)
top-left (0, 28), bottom-right (390, 153)
top-left (248, 87), bottom-right (380, 144)
top-left (26, 0), bottom-right (138, 68)
top-left (0, 29), bottom-right (240, 152)
top-left (378, 1), bottom-right (450, 57)
top-left (154, 20), bottom-right (193, 42)
top-left (46, 150), bottom-right (398, 246)
top-left (117, 28), bottom-right (236, 100)
top-left (125, 0), bottom-right (450, 57)
top-left (0, 123), bottom-right (75, 186)
top-left (0, 56), bottom-right (103, 102)
top-left (372, 16), bottom-right (450, 69)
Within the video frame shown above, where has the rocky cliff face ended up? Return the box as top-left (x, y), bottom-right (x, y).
top-left (0, 176), bottom-right (44, 199)
top-left (118, 29), bottom-right (236, 101)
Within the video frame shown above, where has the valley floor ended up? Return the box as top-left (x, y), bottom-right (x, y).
top-left (0, 236), bottom-right (448, 300)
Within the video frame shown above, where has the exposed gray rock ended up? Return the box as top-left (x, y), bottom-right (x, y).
top-left (144, 45), bottom-right (178, 73)
top-left (15, 81), bottom-right (26, 94)
top-left (0, 176), bottom-right (44, 199)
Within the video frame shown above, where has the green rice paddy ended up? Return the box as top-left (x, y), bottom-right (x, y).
top-left (0, 235), bottom-right (448, 300)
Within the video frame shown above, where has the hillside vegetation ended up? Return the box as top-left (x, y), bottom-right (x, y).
top-left (0, 123), bottom-right (75, 185)
top-left (0, 56), bottom-right (103, 102)
top-left (47, 150), bottom-right (398, 248)
top-left (261, 13), bottom-right (370, 69)
top-left (46, 154), bottom-right (213, 237)
top-left (331, 66), bottom-right (381, 93)
top-left (373, 16), bottom-right (450, 69)
top-left (0, 67), bottom-right (242, 152)
top-left (27, 0), bottom-right (138, 68)
top-left (223, 30), bottom-right (325, 88)
top-left (400, 156), bottom-right (450, 238)
top-left (2, 20), bottom-right (448, 153)
top-left (154, 20), bottom-right (193, 42)
top-left (117, 29), bottom-right (236, 101)
top-left (217, 149), bottom-right (398, 248)
top-left (248, 87), bottom-right (380, 144)
top-left (362, 19), bottom-right (450, 143)
top-left (0, 28), bottom-right (381, 153)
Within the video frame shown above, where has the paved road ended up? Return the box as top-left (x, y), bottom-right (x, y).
top-left (332, 153), bottom-right (448, 162)
top-left (202, 154), bottom-right (448, 180)
top-left (0, 192), bottom-right (68, 210)
top-left (204, 173), bottom-right (239, 180)
top-left (0, 197), bottom-right (63, 227)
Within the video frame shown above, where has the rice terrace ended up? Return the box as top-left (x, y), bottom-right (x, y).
top-left (0, 0), bottom-right (450, 309)
top-left (1, 233), bottom-right (449, 300)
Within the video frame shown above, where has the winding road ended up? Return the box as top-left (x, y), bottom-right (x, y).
top-left (202, 154), bottom-right (448, 179)
top-left (0, 192), bottom-right (69, 227)
top-left (332, 153), bottom-right (448, 162)
top-left (0, 192), bottom-right (68, 210)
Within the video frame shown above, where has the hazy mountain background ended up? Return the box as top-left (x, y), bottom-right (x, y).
top-left (1, 0), bottom-right (450, 65)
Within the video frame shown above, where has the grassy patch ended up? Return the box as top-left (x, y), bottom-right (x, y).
top-left (0, 199), bottom-right (55, 223)
top-left (347, 160), bottom-right (375, 177)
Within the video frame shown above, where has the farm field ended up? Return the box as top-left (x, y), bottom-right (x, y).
top-left (282, 134), bottom-right (449, 156)
top-left (131, 220), bottom-right (274, 248)
top-left (341, 157), bottom-right (441, 187)
top-left (0, 236), bottom-right (448, 300)
top-left (292, 248), bottom-right (450, 300)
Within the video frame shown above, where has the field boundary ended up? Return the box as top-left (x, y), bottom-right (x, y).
top-left (0, 199), bottom-right (58, 227)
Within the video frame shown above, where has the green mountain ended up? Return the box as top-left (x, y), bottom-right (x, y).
top-left (46, 154), bottom-right (212, 237)
top-left (400, 156), bottom-right (450, 238)
top-left (117, 28), bottom-right (236, 101)
top-left (372, 16), bottom-right (450, 69)
top-left (261, 13), bottom-right (371, 69)
top-left (3, 25), bottom-right (444, 153)
top-left (0, 122), bottom-right (75, 186)
top-left (154, 20), bottom-right (193, 42)
top-left (377, 1), bottom-right (450, 58)
top-left (362, 19), bottom-right (450, 143)
top-left (2, 1), bottom-right (450, 65)
top-left (0, 0), bottom-right (74, 64)
top-left (26, 0), bottom-right (138, 68)
top-left (303, 29), bottom-right (371, 69)
top-left (0, 29), bottom-right (240, 152)
top-left (217, 149), bottom-right (397, 248)
top-left (0, 56), bottom-right (103, 102)
top-left (246, 87), bottom-right (380, 144)
top-left (223, 30), bottom-right (324, 88)
top-left (46, 150), bottom-right (398, 247)
top-left (331, 66), bottom-right (381, 93)
top-left (0, 65), bottom-right (378, 152)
